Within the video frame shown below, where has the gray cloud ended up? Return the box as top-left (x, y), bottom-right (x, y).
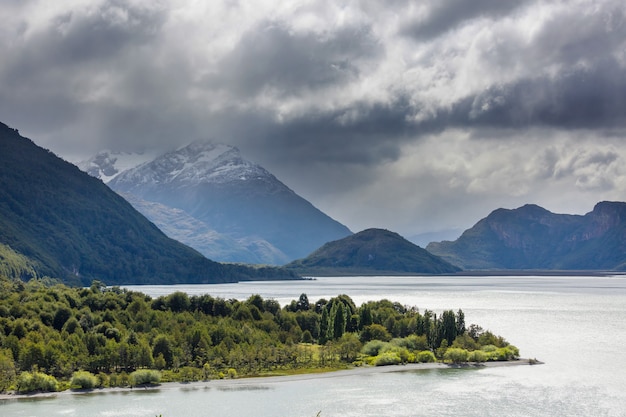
top-left (446, 60), bottom-right (626, 129)
top-left (206, 22), bottom-right (382, 98)
top-left (2, 0), bottom-right (626, 236)
top-left (401, 0), bottom-right (525, 40)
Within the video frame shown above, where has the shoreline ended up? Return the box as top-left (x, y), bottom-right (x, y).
top-left (0, 359), bottom-right (541, 402)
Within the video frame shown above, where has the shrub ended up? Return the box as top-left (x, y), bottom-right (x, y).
top-left (70, 371), bottom-right (98, 389)
top-left (362, 340), bottom-right (388, 356)
top-left (381, 345), bottom-right (410, 363)
top-left (444, 348), bottom-right (469, 364)
top-left (495, 345), bottom-right (519, 361)
top-left (416, 350), bottom-right (436, 363)
top-left (130, 369), bottom-right (161, 386)
top-left (468, 350), bottom-right (488, 363)
top-left (360, 324), bottom-right (392, 342)
top-left (373, 351), bottom-right (401, 366)
top-left (16, 371), bottom-right (58, 393)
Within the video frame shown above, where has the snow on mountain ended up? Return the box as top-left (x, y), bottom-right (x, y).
top-left (84, 141), bottom-right (352, 264)
top-left (78, 150), bottom-right (159, 183)
top-left (110, 142), bottom-right (282, 191)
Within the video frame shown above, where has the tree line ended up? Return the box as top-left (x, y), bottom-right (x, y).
top-left (0, 276), bottom-right (518, 393)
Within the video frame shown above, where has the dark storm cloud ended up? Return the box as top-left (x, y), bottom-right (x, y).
top-left (0, 1), bottom-right (168, 144)
top-left (238, 98), bottom-right (413, 165)
top-left (3, 0), bottom-right (626, 234)
top-left (401, 0), bottom-right (525, 40)
top-left (4, 1), bottom-right (164, 81)
top-left (205, 21), bottom-right (382, 97)
top-left (446, 60), bottom-right (626, 130)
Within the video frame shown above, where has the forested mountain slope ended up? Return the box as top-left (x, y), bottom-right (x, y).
top-left (287, 228), bottom-right (461, 275)
top-left (0, 122), bottom-right (298, 285)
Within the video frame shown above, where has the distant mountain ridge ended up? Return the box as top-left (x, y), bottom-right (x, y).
top-left (0, 121), bottom-right (299, 285)
top-left (427, 202), bottom-right (626, 270)
top-left (91, 142), bottom-right (352, 263)
top-left (287, 228), bottom-right (461, 275)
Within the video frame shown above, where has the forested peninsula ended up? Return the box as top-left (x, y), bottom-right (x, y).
top-left (0, 276), bottom-right (519, 395)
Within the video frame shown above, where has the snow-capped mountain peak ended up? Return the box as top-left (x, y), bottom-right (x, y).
top-left (110, 141), bottom-right (277, 189)
top-left (78, 150), bottom-right (159, 183)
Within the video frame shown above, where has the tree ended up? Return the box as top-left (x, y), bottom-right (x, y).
top-left (360, 324), bottom-right (392, 343)
top-left (319, 308), bottom-right (330, 344)
top-left (152, 335), bottom-right (173, 368)
top-left (440, 310), bottom-right (457, 346)
top-left (332, 302), bottom-right (346, 340)
top-left (0, 350), bottom-right (16, 391)
top-left (52, 307), bottom-right (72, 331)
top-left (166, 291), bottom-right (190, 313)
top-left (456, 309), bottom-right (466, 336)
top-left (358, 303), bottom-right (373, 330)
top-left (296, 293), bottom-right (310, 311)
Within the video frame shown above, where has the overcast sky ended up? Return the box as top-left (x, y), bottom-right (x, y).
top-left (2, 0), bottom-right (626, 238)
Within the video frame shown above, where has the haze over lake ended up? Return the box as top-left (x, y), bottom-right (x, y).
top-left (2, 275), bottom-right (625, 417)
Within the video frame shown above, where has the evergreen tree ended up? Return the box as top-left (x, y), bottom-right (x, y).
top-left (319, 308), bottom-right (330, 344)
top-left (456, 309), bottom-right (466, 336)
top-left (358, 304), bottom-right (373, 329)
top-left (332, 302), bottom-right (346, 340)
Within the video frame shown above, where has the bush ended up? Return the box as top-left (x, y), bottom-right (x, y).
top-left (416, 350), bottom-right (436, 363)
top-left (393, 335), bottom-right (429, 351)
top-left (373, 351), bottom-right (401, 366)
top-left (494, 346), bottom-right (519, 361)
top-left (444, 348), bottom-right (469, 364)
top-left (16, 371), bottom-right (58, 393)
top-left (468, 350), bottom-right (488, 363)
top-left (362, 340), bottom-right (388, 356)
top-left (70, 371), bottom-right (98, 389)
top-left (130, 369), bottom-right (161, 386)
top-left (381, 345), bottom-right (410, 363)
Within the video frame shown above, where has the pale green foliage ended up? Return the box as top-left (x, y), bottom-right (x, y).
top-left (416, 350), bottom-right (436, 363)
top-left (362, 340), bottom-right (388, 356)
top-left (444, 348), bottom-right (469, 364)
top-left (372, 351), bottom-right (402, 366)
top-left (16, 371), bottom-right (59, 393)
top-left (0, 350), bottom-right (17, 391)
top-left (468, 350), bottom-right (488, 363)
top-left (70, 371), bottom-right (98, 389)
top-left (130, 369), bottom-right (161, 386)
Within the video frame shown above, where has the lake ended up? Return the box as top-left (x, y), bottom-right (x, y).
top-left (2, 275), bottom-right (626, 417)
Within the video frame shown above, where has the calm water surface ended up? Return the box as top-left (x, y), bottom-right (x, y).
top-left (3, 275), bottom-right (626, 417)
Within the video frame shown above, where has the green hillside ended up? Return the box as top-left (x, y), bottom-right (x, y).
top-left (0, 122), bottom-right (299, 285)
top-left (287, 228), bottom-right (461, 275)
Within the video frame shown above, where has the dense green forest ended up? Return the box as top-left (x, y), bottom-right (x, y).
top-left (0, 275), bottom-right (519, 394)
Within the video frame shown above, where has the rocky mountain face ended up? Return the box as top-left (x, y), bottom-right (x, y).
top-left (0, 122), bottom-right (299, 285)
top-left (90, 142), bottom-right (352, 264)
top-left (287, 228), bottom-right (461, 275)
top-left (121, 193), bottom-right (290, 264)
top-left (427, 202), bottom-right (626, 270)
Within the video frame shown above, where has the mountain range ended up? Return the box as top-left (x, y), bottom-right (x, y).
top-left (287, 228), bottom-right (461, 275)
top-left (427, 202), bottom-right (626, 271)
top-left (81, 143), bottom-right (352, 264)
top-left (0, 122), bottom-right (299, 285)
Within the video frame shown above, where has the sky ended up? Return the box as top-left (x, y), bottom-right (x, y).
top-left (2, 0), bottom-right (626, 239)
